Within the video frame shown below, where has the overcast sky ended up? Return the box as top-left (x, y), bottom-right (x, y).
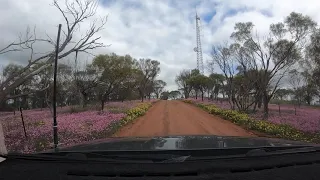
top-left (1, 0), bottom-right (320, 90)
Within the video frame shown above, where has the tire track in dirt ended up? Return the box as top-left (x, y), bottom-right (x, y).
top-left (162, 100), bottom-right (169, 135)
top-left (113, 100), bottom-right (255, 137)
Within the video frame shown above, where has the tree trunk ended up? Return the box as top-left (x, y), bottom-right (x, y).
top-left (0, 123), bottom-right (8, 154)
top-left (257, 97), bottom-right (262, 108)
top-left (184, 90), bottom-right (189, 99)
top-left (253, 102), bottom-right (257, 112)
top-left (307, 96), bottom-right (311, 106)
top-left (0, 93), bottom-right (6, 108)
top-left (201, 91), bottom-right (204, 101)
top-left (263, 92), bottom-right (269, 119)
top-left (79, 92), bottom-right (85, 108)
top-left (101, 99), bottom-right (105, 111)
top-left (195, 91), bottom-right (198, 99)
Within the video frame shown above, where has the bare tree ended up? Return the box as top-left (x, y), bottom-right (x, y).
top-left (0, 0), bottom-right (108, 104)
top-left (209, 44), bottom-right (237, 109)
top-left (0, 28), bottom-right (36, 55)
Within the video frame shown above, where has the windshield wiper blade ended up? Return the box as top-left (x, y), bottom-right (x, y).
top-left (67, 152), bottom-right (190, 162)
top-left (5, 153), bottom-right (128, 162)
top-left (10, 152), bottom-right (190, 163)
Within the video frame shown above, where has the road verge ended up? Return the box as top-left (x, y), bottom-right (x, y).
top-left (109, 101), bottom-right (158, 135)
top-left (182, 99), bottom-right (320, 144)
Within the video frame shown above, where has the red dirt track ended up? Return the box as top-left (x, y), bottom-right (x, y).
top-left (113, 100), bottom-right (255, 137)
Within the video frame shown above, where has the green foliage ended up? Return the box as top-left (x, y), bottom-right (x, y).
top-left (161, 91), bottom-right (170, 100)
top-left (183, 100), bottom-right (320, 143)
top-left (92, 53), bottom-right (137, 102)
top-left (3, 63), bottom-right (24, 77)
top-left (175, 70), bottom-right (192, 99)
top-left (136, 59), bottom-right (161, 101)
top-left (169, 90), bottom-right (180, 99)
top-left (153, 80), bottom-right (167, 99)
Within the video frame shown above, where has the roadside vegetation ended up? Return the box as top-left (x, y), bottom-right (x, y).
top-left (183, 99), bottom-right (320, 143)
top-left (176, 12), bottom-right (320, 139)
top-left (0, 0), bottom-right (167, 153)
top-left (1, 100), bottom-right (156, 153)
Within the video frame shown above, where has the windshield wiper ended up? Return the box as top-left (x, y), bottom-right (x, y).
top-left (6, 152), bottom-right (190, 163)
top-left (71, 152), bottom-right (190, 162)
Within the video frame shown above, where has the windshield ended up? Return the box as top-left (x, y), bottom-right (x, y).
top-left (1, 0), bottom-right (320, 155)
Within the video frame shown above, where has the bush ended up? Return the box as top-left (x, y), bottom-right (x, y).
top-left (183, 100), bottom-right (320, 143)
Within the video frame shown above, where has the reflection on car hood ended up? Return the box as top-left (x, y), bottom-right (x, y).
top-left (59, 135), bottom-right (314, 151)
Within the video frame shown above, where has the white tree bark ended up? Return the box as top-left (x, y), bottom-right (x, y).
top-left (0, 123), bottom-right (8, 155)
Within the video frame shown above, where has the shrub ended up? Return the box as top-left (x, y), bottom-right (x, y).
top-left (183, 100), bottom-right (320, 143)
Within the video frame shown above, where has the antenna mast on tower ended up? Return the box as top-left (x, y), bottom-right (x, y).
top-left (194, 12), bottom-right (204, 74)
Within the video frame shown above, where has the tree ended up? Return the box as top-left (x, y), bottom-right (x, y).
top-left (188, 73), bottom-right (209, 101)
top-left (153, 80), bottom-right (167, 99)
top-left (73, 65), bottom-right (98, 108)
top-left (92, 53), bottom-right (136, 110)
top-left (208, 73), bottom-right (225, 100)
top-left (169, 90), bottom-right (180, 99)
top-left (229, 12), bottom-right (315, 117)
top-left (136, 59), bottom-right (160, 102)
top-left (160, 91), bottom-right (170, 100)
top-left (289, 69), bottom-right (303, 107)
top-left (0, 0), bottom-right (108, 104)
top-left (274, 89), bottom-right (290, 101)
top-left (175, 70), bottom-right (192, 99)
top-left (2, 63), bottom-right (50, 110)
top-left (302, 30), bottom-right (320, 103)
top-left (209, 44), bottom-right (237, 109)
top-left (274, 88), bottom-right (290, 114)
top-left (145, 80), bottom-right (154, 100)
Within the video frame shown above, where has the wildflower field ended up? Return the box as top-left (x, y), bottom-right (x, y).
top-left (184, 98), bottom-right (320, 143)
top-left (0, 100), bottom-right (156, 153)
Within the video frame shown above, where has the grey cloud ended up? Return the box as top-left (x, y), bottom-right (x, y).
top-left (2, 0), bottom-right (320, 90)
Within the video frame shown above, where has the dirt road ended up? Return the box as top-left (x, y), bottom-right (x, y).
top-left (113, 100), bottom-right (255, 137)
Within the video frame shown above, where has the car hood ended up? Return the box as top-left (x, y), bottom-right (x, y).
top-left (58, 135), bottom-right (315, 151)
